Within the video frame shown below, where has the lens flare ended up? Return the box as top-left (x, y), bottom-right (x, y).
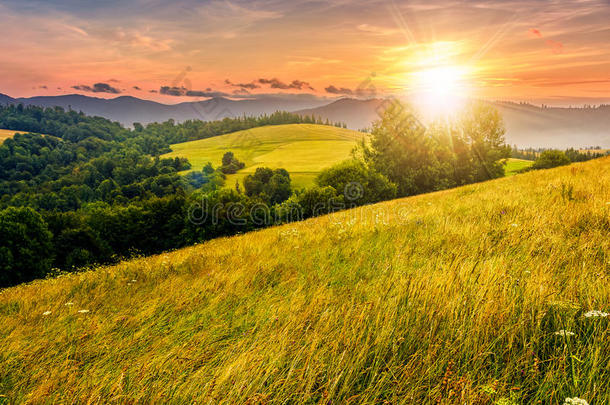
top-left (409, 64), bottom-right (472, 119)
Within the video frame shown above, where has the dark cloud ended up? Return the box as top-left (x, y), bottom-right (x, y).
top-left (149, 89), bottom-right (158, 93)
top-left (132, 86), bottom-right (142, 90)
top-left (325, 85), bottom-right (353, 95)
top-left (108, 78), bottom-right (120, 83)
top-left (72, 82), bottom-right (121, 94)
top-left (258, 78), bottom-right (314, 91)
top-left (232, 88), bottom-right (251, 95)
top-left (159, 86), bottom-right (228, 98)
top-left (225, 79), bottom-right (260, 90)
top-left (39, 85), bottom-right (48, 89)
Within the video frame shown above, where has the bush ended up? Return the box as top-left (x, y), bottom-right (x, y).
top-left (316, 160), bottom-right (397, 206)
top-left (244, 168), bottom-right (292, 205)
top-left (296, 186), bottom-right (343, 218)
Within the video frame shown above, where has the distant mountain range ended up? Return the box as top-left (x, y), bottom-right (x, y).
top-left (0, 93), bottom-right (329, 126)
top-left (296, 99), bottom-right (610, 148)
top-left (1, 92), bottom-right (609, 148)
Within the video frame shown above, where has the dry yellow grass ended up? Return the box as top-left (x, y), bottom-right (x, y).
top-left (0, 129), bottom-right (24, 143)
top-left (1, 158), bottom-right (609, 404)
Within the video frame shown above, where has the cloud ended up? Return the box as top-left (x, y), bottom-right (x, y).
top-left (546, 39), bottom-right (563, 54)
top-left (529, 28), bottom-right (543, 38)
top-left (225, 79), bottom-right (260, 90)
top-left (258, 78), bottom-right (314, 91)
top-left (39, 85), bottom-right (48, 89)
top-left (325, 85), bottom-right (353, 95)
top-left (132, 86), bottom-right (142, 90)
top-left (232, 88), bottom-right (251, 95)
top-left (159, 86), bottom-right (228, 98)
top-left (357, 24), bottom-right (400, 36)
top-left (72, 82), bottom-right (121, 94)
top-left (108, 29), bottom-right (173, 52)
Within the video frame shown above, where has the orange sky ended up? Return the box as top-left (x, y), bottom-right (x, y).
top-left (1, 0), bottom-right (609, 105)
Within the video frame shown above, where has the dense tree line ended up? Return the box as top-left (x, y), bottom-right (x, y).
top-left (511, 146), bottom-right (608, 162)
top-left (135, 111), bottom-right (346, 145)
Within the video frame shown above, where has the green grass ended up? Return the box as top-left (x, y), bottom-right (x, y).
top-left (1, 158), bottom-right (609, 403)
top-left (162, 124), bottom-right (366, 189)
top-left (503, 158), bottom-right (534, 176)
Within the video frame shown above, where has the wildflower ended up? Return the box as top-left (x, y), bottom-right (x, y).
top-left (511, 223), bottom-right (519, 227)
top-left (77, 309), bottom-right (90, 314)
top-left (42, 311), bottom-right (52, 316)
top-left (583, 310), bottom-right (609, 318)
top-left (131, 279), bottom-right (137, 283)
top-left (554, 330), bottom-right (575, 337)
top-left (65, 302), bottom-right (73, 306)
top-left (563, 397), bottom-right (589, 405)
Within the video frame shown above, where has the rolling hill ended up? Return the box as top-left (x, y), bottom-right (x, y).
top-left (1, 157), bottom-right (609, 403)
top-left (162, 124), bottom-right (366, 189)
top-left (295, 98), bottom-right (387, 130)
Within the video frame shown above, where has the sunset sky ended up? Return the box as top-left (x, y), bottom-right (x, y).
top-left (1, 0), bottom-right (609, 105)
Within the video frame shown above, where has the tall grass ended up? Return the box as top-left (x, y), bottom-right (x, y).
top-left (1, 158), bottom-right (609, 404)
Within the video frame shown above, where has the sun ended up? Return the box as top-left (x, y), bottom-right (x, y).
top-left (409, 64), bottom-right (472, 119)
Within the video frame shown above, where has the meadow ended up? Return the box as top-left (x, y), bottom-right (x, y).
top-left (0, 157), bottom-right (609, 404)
top-left (0, 129), bottom-right (25, 143)
top-left (162, 124), bottom-right (365, 189)
top-left (503, 158), bottom-right (534, 176)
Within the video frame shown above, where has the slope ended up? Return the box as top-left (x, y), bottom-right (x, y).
top-left (162, 124), bottom-right (366, 189)
top-left (1, 158), bottom-right (609, 403)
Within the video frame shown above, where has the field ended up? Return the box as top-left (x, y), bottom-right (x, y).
top-left (1, 158), bottom-right (609, 403)
top-left (162, 124), bottom-right (366, 189)
top-left (0, 129), bottom-right (25, 143)
top-left (503, 158), bottom-right (534, 175)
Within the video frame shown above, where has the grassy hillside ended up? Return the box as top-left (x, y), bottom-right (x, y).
top-left (503, 158), bottom-right (534, 176)
top-left (0, 129), bottom-right (25, 142)
top-left (1, 158), bottom-right (609, 403)
top-left (162, 124), bottom-right (365, 189)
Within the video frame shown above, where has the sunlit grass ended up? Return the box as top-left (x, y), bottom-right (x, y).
top-left (0, 158), bottom-right (609, 403)
top-left (0, 129), bottom-right (26, 143)
top-left (162, 124), bottom-right (365, 189)
top-left (503, 158), bottom-right (534, 176)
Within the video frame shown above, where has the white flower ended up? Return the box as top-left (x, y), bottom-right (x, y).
top-left (555, 330), bottom-right (575, 337)
top-left (563, 397), bottom-right (589, 405)
top-left (77, 309), bottom-right (90, 314)
top-left (42, 311), bottom-right (52, 316)
top-left (511, 223), bottom-right (519, 227)
top-left (65, 302), bottom-right (73, 306)
top-left (583, 310), bottom-right (609, 318)
top-left (131, 279), bottom-right (137, 283)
